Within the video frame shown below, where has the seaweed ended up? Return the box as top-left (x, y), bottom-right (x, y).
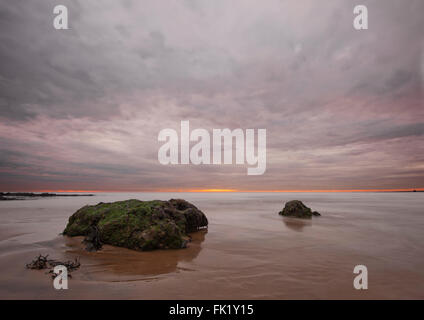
top-left (26, 254), bottom-right (80, 278)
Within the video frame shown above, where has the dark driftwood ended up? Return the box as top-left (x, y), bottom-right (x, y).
top-left (83, 226), bottom-right (103, 251)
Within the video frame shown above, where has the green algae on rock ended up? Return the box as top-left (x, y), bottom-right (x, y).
top-left (63, 199), bottom-right (208, 251)
top-left (278, 200), bottom-right (321, 219)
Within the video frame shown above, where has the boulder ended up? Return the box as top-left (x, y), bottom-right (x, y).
top-left (278, 200), bottom-right (321, 219)
top-left (63, 199), bottom-right (208, 251)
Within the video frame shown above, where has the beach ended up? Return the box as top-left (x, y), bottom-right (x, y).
top-left (0, 192), bottom-right (423, 299)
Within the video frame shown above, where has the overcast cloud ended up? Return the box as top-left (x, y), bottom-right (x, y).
top-left (0, 0), bottom-right (423, 191)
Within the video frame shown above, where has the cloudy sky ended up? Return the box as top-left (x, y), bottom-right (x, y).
top-left (0, 0), bottom-right (423, 191)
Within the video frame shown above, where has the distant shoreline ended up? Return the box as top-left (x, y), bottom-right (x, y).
top-left (0, 192), bottom-right (94, 201)
top-left (1, 190), bottom-right (422, 197)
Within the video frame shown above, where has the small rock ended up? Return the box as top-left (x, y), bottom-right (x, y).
top-left (279, 200), bottom-right (321, 219)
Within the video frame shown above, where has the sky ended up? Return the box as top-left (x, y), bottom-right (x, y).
top-left (0, 0), bottom-right (423, 192)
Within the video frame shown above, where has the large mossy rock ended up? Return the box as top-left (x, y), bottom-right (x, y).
top-left (63, 199), bottom-right (208, 251)
top-left (278, 200), bottom-right (321, 219)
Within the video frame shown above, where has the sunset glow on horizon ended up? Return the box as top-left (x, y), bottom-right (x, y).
top-left (27, 188), bottom-right (424, 193)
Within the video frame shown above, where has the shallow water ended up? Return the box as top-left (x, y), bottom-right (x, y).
top-left (0, 192), bottom-right (423, 299)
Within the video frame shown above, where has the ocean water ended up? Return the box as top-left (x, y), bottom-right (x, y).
top-left (0, 192), bottom-right (423, 299)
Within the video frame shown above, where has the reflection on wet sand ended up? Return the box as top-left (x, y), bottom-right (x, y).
top-left (282, 217), bottom-right (312, 232)
top-left (64, 231), bottom-right (207, 281)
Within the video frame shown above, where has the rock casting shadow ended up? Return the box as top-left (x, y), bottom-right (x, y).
top-left (64, 230), bottom-right (207, 278)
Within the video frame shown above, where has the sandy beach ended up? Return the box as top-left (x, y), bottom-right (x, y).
top-left (0, 192), bottom-right (423, 299)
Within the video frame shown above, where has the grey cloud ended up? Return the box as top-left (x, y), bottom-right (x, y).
top-left (0, 0), bottom-right (423, 190)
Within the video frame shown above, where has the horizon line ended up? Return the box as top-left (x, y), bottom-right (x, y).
top-left (4, 188), bottom-right (423, 193)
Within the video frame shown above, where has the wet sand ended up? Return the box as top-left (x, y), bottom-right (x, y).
top-left (0, 192), bottom-right (423, 299)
